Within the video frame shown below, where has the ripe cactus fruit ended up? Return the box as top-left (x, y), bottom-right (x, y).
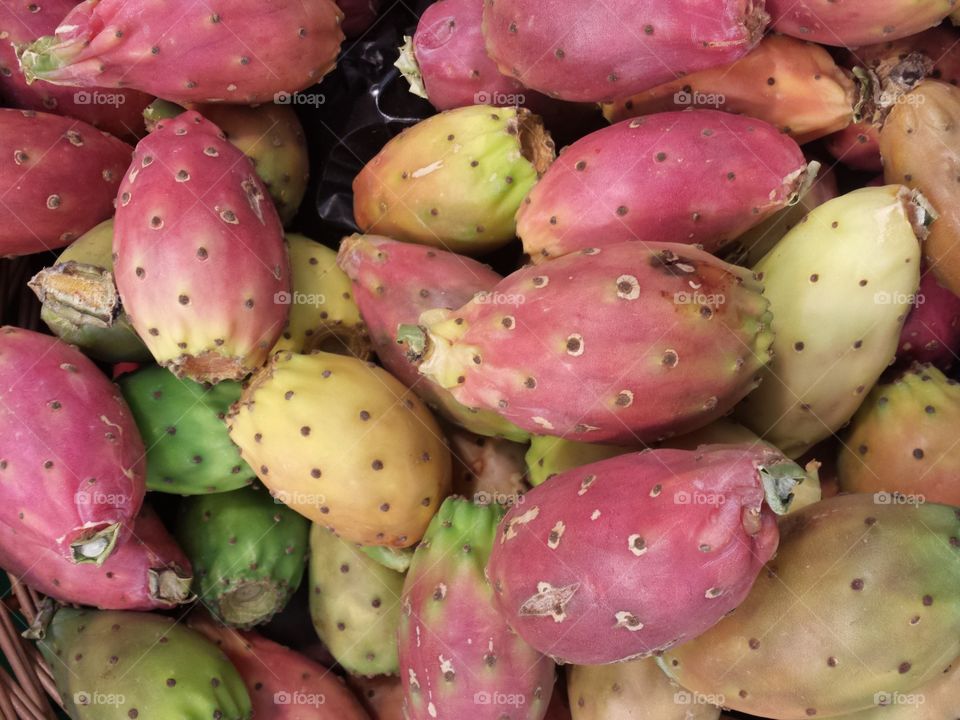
top-left (838, 364), bottom-right (960, 506)
top-left (482, 0), bottom-right (767, 103)
top-left (0, 326), bottom-right (145, 564)
top-left (400, 497), bottom-right (555, 720)
top-left (825, 121), bottom-right (883, 172)
top-left (0, 504), bottom-right (192, 610)
top-left (601, 35), bottom-right (859, 144)
top-left (567, 658), bottom-right (720, 720)
top-left (338, 0), bottom-right (381, 37)
top-left (487, 445), bottom-right (802, 665)
top-left (659, 494), bottom-right (960, 719)
top-left (18, 0), bottom-right (344, 105)
top-left (0, 108), bottom-right (130, 257)
top-left (227, 351), bottom-right (451, 547)
top-left (736, 185), bottom-right (926, 457)
top-left (352, 106), bottom-right (555, 254)
top-left (38, 607), bottom-right (252, 719)
top-left (337, 234), bottom-right (526, 441)
top-left (896, 269), bottom-right (960, 369)
top-left (177, 485), bottom-right (309, 628)
top-left (118, 365), bottom-right (255, 494)
top-left (29, 219), bottom-right (151, 363)
top-left (516, 112), bottom-right (812, 262)
top-left (113, 111), bottom-right (290, 383)
top-left (400, 242), bottom-right (774, 444)
top-left (308, 524), bottom-right (404, 676)
top-left (526, 436), bottom-right (631, 488)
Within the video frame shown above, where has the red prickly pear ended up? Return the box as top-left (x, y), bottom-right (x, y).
top-left (825, 121), bottom-right (883, 172)
top-left (486, 445), bottom-right (803, 665)
top-left (516, 112), bottom-right (813, 262)
top-left (482, 0), bottom-right (768, 103)
top-left (400, 497), bottom-right (555, 720)
top-left (0, 0), bottom-right (151, 141)
top-left (0, 108), bottom-right (130, 257)
top-left (17, 0), bottom-right (344, 105)
top-left (0, 326), bottom-right (145, 565)
top-left (114, 111), bottom-right (290, 383)
top-left (337, 0), bottom-right (381, 38)
top-left (399, 242), bottom-right (774, 445)
top-left (0, 504), bottom-right (191, 610)
top-left (897, 268), bottom-right (960, 369)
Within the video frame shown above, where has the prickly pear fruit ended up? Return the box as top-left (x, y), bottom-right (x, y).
top-left (0, 326), bottom-right (145, 564)
top-left (118, 365), bottom-right (254, 494)
top-left (449, 428), bottom-right (527, 503)
top-left (273, 234), bottom-right (367, 357)
top-left (29, 219), bottom-right (151, 363)
top-left (400, 498), bottom-right (554, 720)
top-left (0, 504), bottom-right (191, 610)
top-left (482, 0), bottom-right (767, 103)
top-left (401, 242), bottom-right (774, 444)
top-left (0, 0), bottom-right (151, 141)
top-left (348, 675), bottom-right (404, 720)
top-left (227, 351), bottom-right (451, 547)
top-left (660, 493), bottom-right (960, 719)
top-left (838, 364), bottom-right (960, 506)
top-left (842, 661), bottom-right (960, 719)
top-left (144, 100), bottom-right (309, 226)
top-left (881, 80), bottom-right (960, 296)
top-left (113, 111), bottom-right (289, 383)
top-left (352, 106), bottom-right (555, 254)
top-left (177, 485), bottom-right (309, 628)
top-left (308, 524), bottom-right (404, 676)
top-left (0, 108), bottom-right (130, 257)
top-left (18, 0), bottom-right (344, 105)
top-left (896, 268), bottom-right (960, 369)
top-left (360, 543), bottom-right (414, 573)
top-left (487, 445), bottom-right (802, 665)
top-left (602, 35), bottom-right (858, 144)
top-left (850, 25), bottom-right (960, 84)
top-left (516, 112), bottom-right (811, 262)
top-left (39, 607), bottom-right (252, 719)
top-left (825, 121), bottom-right (883, 172)
top-left (338, 0), bottom-right (381, 37)
top-left (526, 436), bottom-right (631, 488)
top-left (337, 234), bottom-right (526, 441)
top-left (567, 658), bottom-right (720, 720)
top-left (736, 185), bottom-right (926, 457)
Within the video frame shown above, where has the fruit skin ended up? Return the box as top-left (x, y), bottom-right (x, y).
top-left (352, 105), bottom-right (555, 255)
top-left (337, 234), bottom-right (526, 440)
top-left (487, 445), bottom-right (802, 665)
top-left (0, 326), bottom-right (145, 565)
top-left (29, 219), bottom-right (152, 363)
top-left (227, 351), bottom-right (451, 547)
top-left (659, 494), bottom-right (960, 719)
top-left (338, 0), bottom-right (381, 37)
top-left (0, 108), bottom-right (131, 257)
top-left (402, 242), bottom-right (774, 445)
top-left (825, 121), bottom-right (884, 172)
top-left (347, 675), bottom-right (404, 720)
top-left (118, 365), bottom-right (255, 494)
top-left (602, 35), bottom-right (858, 145)
top-left (841, 661), bottom-right (960, 719)
top-left (736, 185), bottom-right (925, 458)
top-left (114, 111), bottom-right (289, 383)
top-left (39, 607), bottom-right (252, 720)
top-left (526, 436), bottom-right (631, 488)
top-left (18, 0), bottom-right (344, 105)
top-left (177, 485), bottom-right (309, 628)
top-left (0, 0), bottom-right (151, 141)
top-left (567, 658), bottom-right (720, 720)
top-left (0, 503), bottom-right (191, 610)
top-left (897, 268), bottom-right (960, 369)
top-left (308, 524), bottom-right (404, 676)
top-left (516, 112), bottom-right (811, 262)
top-left (482, 0), bottom-right (767, 103)
top-left (838, 364), bottom-right (960, 506)
top-left (400, 497), bottom-right (554, 720)
top-left (882, 80), bottom-right (960, 296)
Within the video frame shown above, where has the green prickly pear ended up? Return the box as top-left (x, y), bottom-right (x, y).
top-left (659, 494), bottom-right (960, 719)
top-left (842, 661), bottom-right (960, 719)
top-left (308, 524), bottom-right (404, 676)
top-left (525, 436), bottom-right (632, 487)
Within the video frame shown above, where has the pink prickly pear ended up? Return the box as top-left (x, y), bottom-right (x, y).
top-left (399, 242), bottom-right (774, 444)
top-left (825, 121), bottom-right (883, 172)
top-left (0, 326), bottom-right (145, 565)
top-left (486, 445), bottom-right (803, 665)
top-left (114, 111), bottom-right (289, 383)
top-left (18, 0), bottom-right (344, 105)
top-left (897, 268), bottom-right (960, 369)
top-left (516, 112), bottom-right (812, 262)
top-left (0, 504), bottom-right (192, 610)
top-left (0, 0), bottom-right (151, 141)
top-left (399, 497), bottom-right (555, 720)
top-left (482, 0), bottom-right (768, 103)
top-left (337, 0), bottom-right (381, 37)
top-left (0, 108), bottom-right (131, 257)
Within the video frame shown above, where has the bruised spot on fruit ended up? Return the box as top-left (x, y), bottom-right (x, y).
top-left (547, 521), bottom-right (565, 549)
top-left (520, 581), bottom-right (579, 622)
top-left (614, 611), bottom-right (643, 631)
top-left (578, 474), bottom-right (597, 496)
top-left (501, 506), bottom-right (540, 542)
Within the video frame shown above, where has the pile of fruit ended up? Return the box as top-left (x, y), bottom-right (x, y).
top-left (1, 0), bottom-right (960, 718)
